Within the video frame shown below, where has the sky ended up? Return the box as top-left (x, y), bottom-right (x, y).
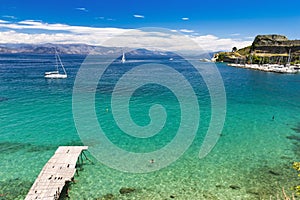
top-left (0, 0), bottom-right (300, 51)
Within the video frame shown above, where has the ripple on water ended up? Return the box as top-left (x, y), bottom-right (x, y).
top-left (0, 97), bottom-right (8, 102)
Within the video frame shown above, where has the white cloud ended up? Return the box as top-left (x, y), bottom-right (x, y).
top-left (76, 7), bottom-right (88, 12)
top-left (0, 19), bottom-right (9, 23)
top-left (95, 17), bottom-right (105, 20)
top-left (95, 17), bottom-right (115, 21)
top-left (180, 29), bottom-right (194, 33)
top-left (230, 33), bottom-right (240, 36)
top-left (2, 15), bottom-right (17, 19)
top-left (192, 34), bottom-right (252, 51)
top-left (133, 14), bottom-right (144, 18)
top-left (0, 20), bottom-right (252, 52)
top-left (245, 36), bottom-right (255, 40)
top-left (182, 17), bottom-right (189, 21)
top-left (0, 20), bottom-right (129, 45)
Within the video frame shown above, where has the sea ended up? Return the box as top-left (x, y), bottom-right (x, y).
top-left (0, 53), bottom-right (300, 200)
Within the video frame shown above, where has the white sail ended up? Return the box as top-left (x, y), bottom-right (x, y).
top-left (45, 50), bottom-right (67, 79)
top-left (121, 52), bottom-right (126, 63)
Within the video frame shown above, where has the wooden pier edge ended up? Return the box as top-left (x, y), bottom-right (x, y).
top-left (25, 146), bottom-right (88, 200)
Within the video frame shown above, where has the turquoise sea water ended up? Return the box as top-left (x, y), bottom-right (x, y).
top-left (1, 54), bottom-right (300, 200)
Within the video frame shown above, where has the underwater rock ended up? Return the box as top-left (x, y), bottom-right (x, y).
top-left (268, 170), bottom-right (280, 176)
top-left (170, 194), bottom-right (175, 198)
top-left (280, 155), bottom-right (292, 160)
top-left (229, 185), bottom-right (241, 190)
top-left (119, 187), bottom-right (135, 194)
top-left (246, 188), bottom-right (260, 196)
top-left (103, 193), bottom-right (114, 199)
top-left (286, 135), bottom-right (300, 141)
top-left (215, 184), bottom-right (225, 189)
top-left (202, 191), bottom-right (219, 200)
top-left (291, 126), bottom-right (300, 133)
top-left (290, 122), bottom-right (300, 133)
top-left (96, 193), bottom-right (114, 200)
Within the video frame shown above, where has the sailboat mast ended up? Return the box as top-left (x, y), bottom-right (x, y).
top-left (56, 52), bottom-right (67, 75)
top-left (55, 50), bottom-right (59, 72)
top-left (121, 51), bottom-right (126, 63)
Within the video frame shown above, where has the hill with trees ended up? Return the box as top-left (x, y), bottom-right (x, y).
top-left (213, 35), bottom-right (300, 64)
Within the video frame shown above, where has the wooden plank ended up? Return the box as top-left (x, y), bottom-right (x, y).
top-left (25, 146), bottom-right (88, 200)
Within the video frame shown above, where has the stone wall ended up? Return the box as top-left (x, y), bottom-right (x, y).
top-left (251, 35), bottom-right (300, 55)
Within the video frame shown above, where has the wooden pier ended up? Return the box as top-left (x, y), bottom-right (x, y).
top-left (25, 146), bottom-right (88, 200)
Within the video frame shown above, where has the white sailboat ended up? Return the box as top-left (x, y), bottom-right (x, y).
top-left (45, 50), bottom-right (67, 79)
top-left (121, 52), bottom-right (126, 63)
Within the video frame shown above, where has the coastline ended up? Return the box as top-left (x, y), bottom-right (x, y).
top-left (213, 34), bottom-right (300, 74)
top-left (227, 63), bottom-right (300, 74)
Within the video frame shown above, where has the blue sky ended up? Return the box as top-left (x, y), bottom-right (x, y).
top-left (0, 0), bottom-right (300, 51)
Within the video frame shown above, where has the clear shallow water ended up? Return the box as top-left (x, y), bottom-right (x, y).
top-left (0, 54), bottom-right (300, 199)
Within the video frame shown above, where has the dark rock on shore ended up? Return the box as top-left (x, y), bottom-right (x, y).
top-left (252, 35), bottom-right (289, 46)
top-left (252, 35), bottom-right (300, 54)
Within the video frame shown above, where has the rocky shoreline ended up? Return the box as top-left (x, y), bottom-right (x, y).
top-left (213, 34), bottom-right (300, 65)
top-left (213, 34), bottom-right (300, 74)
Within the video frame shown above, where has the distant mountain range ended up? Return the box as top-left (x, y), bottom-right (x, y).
top-left (0, 43), bottom-right (213, 59)
top-left (0, 43), bottom-right (177, 57)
